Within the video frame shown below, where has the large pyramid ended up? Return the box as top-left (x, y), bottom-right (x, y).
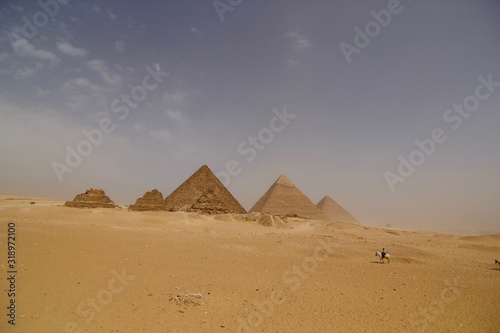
top-left (250, 175), bottom-right (328, 221)
top-left (164, 165), bottom-right (246, 214)
top-left (65, 188), bottom-right (117, 209)
top-left (129, 189), bottom-right (168, 211)
top-left (316, 196), bottom-right (359, 224)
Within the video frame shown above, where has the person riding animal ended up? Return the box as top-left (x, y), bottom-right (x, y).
top-left (381, 248), bottom-right (387, 259)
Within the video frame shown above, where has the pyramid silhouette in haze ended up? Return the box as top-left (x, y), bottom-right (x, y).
top-left (250, 175), bottom-right (328, 221)
top-left (164, 165), bottom-right (246, 214)
top-left (316, 196), bottom-right (359, 224)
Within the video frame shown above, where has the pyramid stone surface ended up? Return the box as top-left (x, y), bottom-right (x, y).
top-left (250, 175), bottom-right (328, 221)
top-left (164, 165), bottom-right (246, 214)
top-left (65, 188), bottom-right (117, 209)
top-left (129, 189), bottom-right (168, 211)
top-left (316, 196), bottom-right (359, 224)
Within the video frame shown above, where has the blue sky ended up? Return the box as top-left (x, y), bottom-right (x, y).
top-left (1, 0), bottom-right (499, 233)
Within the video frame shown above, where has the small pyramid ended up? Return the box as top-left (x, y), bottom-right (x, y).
top-left (129, 189), bottom-right (168, 211)
top-left (164, 165), bottom-right (246, 214)
top-left (316, 196), bottom-right (359, 224)
top-left (65, 188), bottom-right (117, 209)
top-left (250, 175), bottom-right (328, 221)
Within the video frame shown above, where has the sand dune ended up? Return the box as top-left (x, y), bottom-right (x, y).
top-left (0, 194), bottom-right (499, 333)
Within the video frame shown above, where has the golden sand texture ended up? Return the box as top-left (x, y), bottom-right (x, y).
top-left (0, 194), bottom-right (499, 332)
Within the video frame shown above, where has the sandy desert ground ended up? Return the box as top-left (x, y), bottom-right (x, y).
top-left (0, 194), bottom-right (499, 333)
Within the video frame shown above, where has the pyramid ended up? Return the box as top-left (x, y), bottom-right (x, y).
top-left (250, 175), bottom-right (328, 221)
top-left (316, 196), bottom-right (359, 224)
top-left (164, 165), bottom-right (246, 214)
top-left (129, 189), bottom-right (168, 211)
top-left (65, 188), bottom-right (117, 209)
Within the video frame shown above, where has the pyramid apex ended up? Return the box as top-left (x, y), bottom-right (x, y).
top-left (275, 174), bottom-right (294, 187)
top-left (250, 174), bottom-right (328, 221)
top-left (164, 164), bottom-right (246, 214)
top-left (319, 195), bottom-right (333, 203)
top-left (316, 195), bottom-right (359, 225)
top-left (193, 165), bottom-right (213, 175)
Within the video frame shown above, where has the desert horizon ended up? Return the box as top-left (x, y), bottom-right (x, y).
top-left (1, 189), bottom-right (497, 236)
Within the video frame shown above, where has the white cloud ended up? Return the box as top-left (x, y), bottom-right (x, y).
top-left (133, 123), bottom-right (144, 131)
top-left (73, 78), bottom-right (92, 87)
top-left (87, 59), bottom-right (122, 86)
top-left (9, 4), bottom-right (24, 12)
top-left (13, 39), bottom-right (60, 65)
top-left (191, 27), bottom-right (201, 37)
top-left (57, 21), bottom-right (74, 40)
top-left (149, 129), bottom-right (172, 143)
top-left (14, 63), bottom-right (43, 79)
top-left (57, 42), bottom-right (88, 57)
top-left (163, 91), bottom-right (186, 103)
top-left (63, 77), bottom-right (100, 90)
top-left (115, 40), bottom-right (125, 53)
top-left (14, 67), bottom-right (36, 80)
top-left (108, 11), bottom-right (117, 20)
top-left (102, 72), bottom-right (121, 86)
top-left (166, 110), bottom-right (184, 123)
top-left (286, 31), bottom-right (312, 49)
top-left (66, 93), bottom-right (91, 112)
top-left (35, 88), bottom-right (50, 97)
top-left (87, 59), bottom-right (106, 71)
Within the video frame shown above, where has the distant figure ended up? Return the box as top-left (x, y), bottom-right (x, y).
top-left (30, 202), bottom-right (35, 205)
top-left (375, 250), bottom-right (390, 263)
top-left (496, 259), bottom-right (500, 266)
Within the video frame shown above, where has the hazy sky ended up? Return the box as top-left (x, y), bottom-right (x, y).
top-left (1, 0), bottom-right (499, 234)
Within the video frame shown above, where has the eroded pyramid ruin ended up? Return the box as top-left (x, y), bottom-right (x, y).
top-left (250, 175), bottom-right (328, 221)
top-left (164, 165), bottom-right (246, 214)
top-left (65, 188), bottom-right (117, 209)
top-left (129, 189), bottom-right (168, 211)
top-left (316, 195), bottom-right (359, 224)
